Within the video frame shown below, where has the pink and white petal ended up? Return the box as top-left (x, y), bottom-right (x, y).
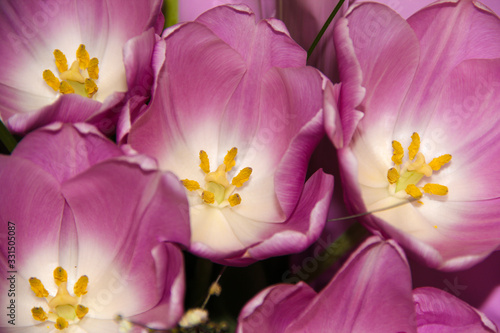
top-left (0, 156), bottom-right (65, 326)
top-left (248, 67), bottom-right (326, 216)
top-left (12, 123), bottom-right (122, 183)
top-left (420, 58), bottom-right (500, 201)
top-left (61, 160), bottom-right (190, 317)
top-left (127, 243), bottom-right (185, 329)
top-left (128, 21), bottom-right (246, 166)
top-left (8, 94), bottom-right (102, 134)
top-left (400, 0), bottom-right (500, 126)
top-left (288, 237), bottom-right (417, 332)
top-left (247, 170), bottom-right (333, 261)
top-left (189, 205), bottom-right (247, 261)
top-left (344, 3), bottom-right (421, 142)
top-left (481, 286), bottom-right (500, 329)
top-left (77, 318), bottom-right (120, 332)
top-left (324, 82), bottom-right (344, 148)
top-left (413, 287), bottom-right (498, 332)
top-left (332, 17), bottom-right (365, 147)
top-left (237, 282), bottom-right (317, 333)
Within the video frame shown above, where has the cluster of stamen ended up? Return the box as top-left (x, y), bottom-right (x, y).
top-left (181, 148), bottom-right (252, 207)
top-left (29, 267), bottom-right (89, 330)
top-left (387, 132), bottom-right (451, 200)
top-left (43, 44), bottom-right (99, 98)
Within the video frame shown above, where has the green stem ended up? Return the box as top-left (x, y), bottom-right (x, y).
top-left (164, 0), bottom-right (179, 28)
top-left (307, 0), bottom-right (346, 60)
top-left (0, 120), bottom-right (17, 153)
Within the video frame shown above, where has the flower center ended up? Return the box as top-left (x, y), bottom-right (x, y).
top-left (181, 147), bottom-right (252, 207)
top-left (43, 44), bottom-right (99, 98)
top-left (387, 132), bottom-right (451, 200)
top-left (29, 267), bottom-right (89, 330)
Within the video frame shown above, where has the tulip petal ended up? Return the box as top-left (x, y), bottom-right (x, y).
top-left (237, 282), bottom-right (317, 333)
top-left (413, 287), bottom-right (498, 332)
top-left (61, 159), bottom-right (189, 317)
top-left (288, 237), bottom-right (417, 332)
top-left (12, 123), bottom-right (122, 183)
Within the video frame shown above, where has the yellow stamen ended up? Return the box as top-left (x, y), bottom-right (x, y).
top-left (405, 184), bottom-right (422, 199)
top-left (84, 79), bottom-right (98, 98)
top-left (182, 179), bottom-right (201, 191)
top-left (29, 278), bottom-right (49, 298)
top-left (391, 140), bottom-right (404, 165)
top-left (31, 307), bottom-right (48, 321)
top-left (423, 183), bottom-right (448, 196)
top-left (87, 58), bottom-right (99, 80)
top-left (75, 305), bottom-right (89, 319)
top-left (231, 167), bottom-right (252, 187)
top-left (429, 154), bottom-right (452, 171)
top-left (76, 44), bottom-right (90, 70)
top-left (223, 147), bottom-right (237, 172)
top-left (387, 167), bottom-right (400, 184)
top-left (228, 193), bottom-right (241, 207)
top-left (54, 267), bottom-right (68, 286)
top-left (55, 317), bottom-right (69, 330)
top-left (74, 275), bottom-right (89, 297)
top-left (408, 132), bottom-right (420, 160)
top-left (59, 81), bottom-right (75, 95)
top-left (54, 49), bottom-right (68, 73)
top-left (202, 191), bottom-right (215, 204)
top-left (199, 150), bottom-right (210, 174)
top-left (43, 70), bottom-right (60, 91)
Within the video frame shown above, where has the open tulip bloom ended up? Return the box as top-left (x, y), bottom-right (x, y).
top-left (124, 5), bottom-right (334, 265)
top-left (237, 236), bottom-right (498, 333)
top-left (0, 0), bottom-right (165, 134)
top-left (0, 123), bottom-right (190, 332)
top-left (327, 0), bottom-right (500, 270)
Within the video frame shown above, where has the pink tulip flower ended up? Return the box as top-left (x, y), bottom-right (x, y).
top-left (124, 5), bottom-right (334, 265)
top-left (0, 0), bottom-right (165, 135)
top-left (0, 123), bottom-right (190, 331)
top-left (327, 0), bottom-right (500, 270)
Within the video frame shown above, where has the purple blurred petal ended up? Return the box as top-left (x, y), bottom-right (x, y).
top-left (414, 287), bottom-right (498, 332)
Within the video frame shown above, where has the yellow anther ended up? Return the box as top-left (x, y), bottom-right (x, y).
top-left (199, 150), bottom-right (210, 174)
top-left (84, 79), bottom-right (98, 98)
top-left (391, 140), bottom-right (404, 165)
top-left (231, 167), bottom-right (252, 187)
top-left (423, 183), bottom-right (448, 196)
top-left (228, 193), bottom-right (241, 207)
top-left (29, 278), bottom-right (49, 298)
top-left (87, 58), bottom-right (99, 80)
top-left (202, 191), bottom-right (215, 204)
top-left (74, 275), bottom-right (89, 297)
top-left (408, 132), bottom-right (420, 160)
top-left (43, 70), bottom-right (60, 91)
top-left (224, 147), bottom-right (237, 172)
top-left (54, 49), bottom-right (68, 73)
top-left (429, 154), bottom-right (452, 171)
top-left (75, 304), bottom-right (89, 319)
top-left (31, 307), bottom-right (48, 321)
top-left (208, 282), bottom-right (222, 296)
top-left (55, 316), bottom-right (69, 330)
top-left (59, 81), bottom-right (75, 94)
top-left (405, 184), bottom-right (422, 199)
top-left (76, 44), bottom-right (90, 69)
top-left (54, 267), bottom-right (68, 286)
top-left (182, 179), bottom-right (201, 191)
top-left (387, 167), bottom-right (400, 184)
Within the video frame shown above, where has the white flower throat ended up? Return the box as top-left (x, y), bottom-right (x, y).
top-left (181, 147), bottom-right (252, 207)
top-left (387, 132), bottom-right (451, 201)
top-left (29, 267), bottom-right (89, 330)
top-left (43, 44), bottom-right (99, 98)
